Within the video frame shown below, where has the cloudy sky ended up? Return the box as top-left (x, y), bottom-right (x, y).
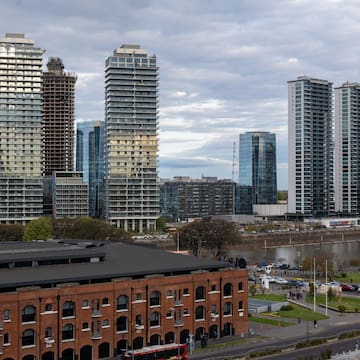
top-left (2, 0), bottom-right (360, 189)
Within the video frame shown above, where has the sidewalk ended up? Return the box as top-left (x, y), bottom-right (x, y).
top-left (190, 299), bottom-right (360, 359)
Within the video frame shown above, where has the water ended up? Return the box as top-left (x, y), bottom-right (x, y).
top-left (229, 241), bottom-right (360, 268)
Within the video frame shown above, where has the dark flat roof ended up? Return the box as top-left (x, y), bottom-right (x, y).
top-left (0, 241), bottom-right (230, 290)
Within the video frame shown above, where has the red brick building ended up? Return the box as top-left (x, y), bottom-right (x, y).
top-left (0, 241), bottom-right (248, 360)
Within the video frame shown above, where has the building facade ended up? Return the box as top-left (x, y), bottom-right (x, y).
top-left (42, 57), bottom-right (76, 176)
top-left (288, 76), bottom-right (334, 217)
top-left (160, 177), bottom-right (235, 222)
top-left (237, 132), bottom-right (277, 214)
top-left (76, 121), bottom-right (105, 218)
top-left (0, 241), bottom-right (248, 360)
top-left (53, 172), bottom-right (88, 219)
top-left (104, 44), bottom-right (159, 232)
top-left (334, 82), bottom-right (360, 215)
top-left (0, 33), bottom-right (44, 224)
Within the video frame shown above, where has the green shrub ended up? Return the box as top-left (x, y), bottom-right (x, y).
top-left (281, 304), bottom-right (294, 311)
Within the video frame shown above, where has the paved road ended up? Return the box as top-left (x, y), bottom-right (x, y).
top-left (190, 299), bottom-right (360, 359)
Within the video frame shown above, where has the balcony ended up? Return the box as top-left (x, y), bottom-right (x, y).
top-left (91, 332), bottom-right (102, 340)
top-left (44, 336), bottom-right (55, 344)
top-left (91, 310), bottom-right (102, 318)
top-left (211, 312), bottom-right (219, 320)
top-left (174, 319), bottom-right (184, 327)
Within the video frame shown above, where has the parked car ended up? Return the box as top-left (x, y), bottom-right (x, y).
top-left (340, 283), bottom-right (354, 291)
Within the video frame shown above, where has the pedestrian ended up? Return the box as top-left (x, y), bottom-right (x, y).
top-left (313, 320), bottom-right (317, 328)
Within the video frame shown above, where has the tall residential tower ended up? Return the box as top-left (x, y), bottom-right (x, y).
top-left (288, 76), bottom-right (334, 217)
top-left (0, 33), bottom-right (44, 223)
top-left (237, 132), bottom-right (277, 214)
top-left (42, 57), bottom-right (77, 176)
top-left (104, 45), bottom-right (159, 231)
top-left (334, 82), bottom-right (360, 215)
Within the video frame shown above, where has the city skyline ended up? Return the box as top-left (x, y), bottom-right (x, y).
top-left (2, 1), bottom-right (360, 189)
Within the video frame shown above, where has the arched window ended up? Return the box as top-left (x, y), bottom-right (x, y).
top-left (150, 290), bottom-right (161, 306)
top-left (195, 286), bottom-right (205, 300)
top-left (223, 283), bottom-right (233, 297)
top-left (116, 316), bottom-right (128, 332)
top-left (22, 329), bottom-right (35, 346)
top-left (62, 301), bottom-right (75, 318)
top-left (150, 311), bottom-right (160, 327)
top-left (62, 323), bottom-right (74, 340)
top-left (223, 302), bottom-right (232, 316)
top-left (22, 305), bottom-right (36, 323)
top-left (117, 295), bottom-right (128, 311)
top-left (195, 306), bottom-right (205, 320)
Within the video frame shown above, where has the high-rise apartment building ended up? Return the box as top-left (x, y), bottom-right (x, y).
top-left (43, 57), bottom-right (76, 176)
top-left (0, 33), bottom-right (44, 224)
top-left (237, 132), bottom-right (277, 214)
top-left (334, 82), bottom-right (360, 215)
top-left (288, 76), bottom-right (334, 217)
top-left (160, 177), bottom-right (235, 221)
top-left (104, 44), bottom-right (159, 231)
top-left (76, 120), bottom-right (105, 217)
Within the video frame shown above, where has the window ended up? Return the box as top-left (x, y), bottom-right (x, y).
top-left (150, 311), bottom-right (160, 327)
top-left (62, 301), bottom-right (75, 318)
top-left (223, 283), bottom-right (233, 297)
top-left (22, 329), bottom-right (35, 346)
top-left (166, 310), bottom-right (173, 318)
top-left (62, 323), bottom-right (74, 340)
top-left (82, 299), bottom-right (89, 308)
top-left (238, 301), bottom-right (244, 310)
top-left (136, 293), bottom-right (142, 301)
top-left (4, 332), bottom-right (9, 344)
top-left (211, 304), bottom-right (217, 313)
top-left (102, 297), bottom-right (109, 306)
top-left (183, 288), bottom-right (189, 295)
top-left (117, 295), bottom-right (128, 310)
top-left (195, 286), bottom-right (205, 300)
top-left (45, 327), bottom-right (52, 338)
top-left (166, 289), bottom-right (172, 297)
top-left (135, 314), bottom-right (143, 325)
top-left (82, 322), bottom-right (89, 330)
top-left (238, 282), bottom-right (243, 291)
top-left (150, 291), bottom-right (160, 306)
top-left (223, 302), bottom-right (232, 316)
top-left (195, 306), bottom-right (205, 320)
top-left (4, 309), bottom-right (10, 321)
top-left (211, 284), bottom-right (216, 292)
top-left (116, 316), bottom-right (128, 332)
top-left (103, 319), bottom-right (109, 327)
top-left (22, 305), bottom-right (36, 323)
top-left (183, 308), bottom-right (189, 316)
top-left (45, 304), bottom-right (52, 312)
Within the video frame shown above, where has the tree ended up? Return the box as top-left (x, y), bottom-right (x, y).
top-left (180, 218), bottom-right (240, 257)
top-left (156, 216), bottom-right (168, 233)
top-left (53, 217), bottom-right (132, 242)
top-left (23, 217), bottom-right (53, 241)
top-left (0, 224), bottom-right (24, 241)
top-left (249, 284), bottom-right (257, 296)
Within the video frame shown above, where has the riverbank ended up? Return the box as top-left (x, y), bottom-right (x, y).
top-left (234, 228), bottom-right (360, 250)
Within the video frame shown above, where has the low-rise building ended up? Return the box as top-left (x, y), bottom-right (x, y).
top-left (0, 240), bottom-right (248, 360)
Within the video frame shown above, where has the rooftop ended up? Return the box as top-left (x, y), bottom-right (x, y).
top-left (0, 240), bottom-right (231, 292)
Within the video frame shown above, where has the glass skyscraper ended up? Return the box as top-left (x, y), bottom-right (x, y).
top-left (104, 45), bottom-right (159, 231)
top-left (237, 132), bottom-right (277, 214)
top-left (76, 120), bottom-right (104, 218)
top-left (0, 33), bottom-right (44, 223)
top-left (288, 76), bottom-right (334, 217)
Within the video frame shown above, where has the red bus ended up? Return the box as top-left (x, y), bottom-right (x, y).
top-left (122, 343), bottom-right (188, 360)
